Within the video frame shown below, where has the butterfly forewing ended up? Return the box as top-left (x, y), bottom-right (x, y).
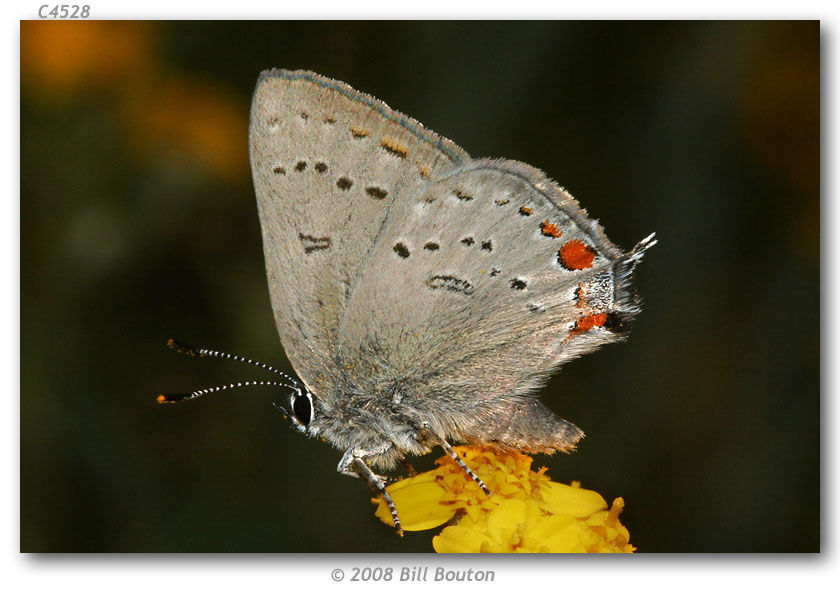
top-left (249, 69), bottom-right (468, 402)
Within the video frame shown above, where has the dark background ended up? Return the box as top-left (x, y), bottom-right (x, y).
top-left (20, 21), bottom-right (819, 552)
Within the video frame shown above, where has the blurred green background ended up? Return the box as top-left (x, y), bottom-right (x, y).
top-left (20, 21), bottom-right (819, 552)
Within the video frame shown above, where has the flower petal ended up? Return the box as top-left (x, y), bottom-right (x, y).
top-left (521, 514), bottom-right (588, 553)
top-left (433, 525), bottom-right (500, 553)
top-left (373, 479), bottom-right (457, 531)
top-left (538, 480), bottom-right (608, 518)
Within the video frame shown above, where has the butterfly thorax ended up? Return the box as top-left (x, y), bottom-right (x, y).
top-left (306, 385), bottom-right (433, 471)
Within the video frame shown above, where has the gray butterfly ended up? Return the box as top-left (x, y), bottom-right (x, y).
top-left (162, 69), bottom-right (655, 535)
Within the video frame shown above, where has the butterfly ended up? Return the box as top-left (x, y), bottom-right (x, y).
top-left (161, 69), bottom-right (655, 535)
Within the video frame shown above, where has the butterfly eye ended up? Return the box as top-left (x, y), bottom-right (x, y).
top-left (291, 390), bottom-right (313, 426)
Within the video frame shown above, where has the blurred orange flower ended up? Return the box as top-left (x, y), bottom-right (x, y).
top-left (21, 21), bottom-right (156, 102)
top-left (120, 76), bottom-right (247, 181)
top-left (21, 21), bottom-right (247, 182)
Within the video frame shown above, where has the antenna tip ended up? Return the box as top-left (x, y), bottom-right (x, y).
top-left (166, 339), bottom-right (200, 357)
top-left (157, 393), bottom-right (188, 404)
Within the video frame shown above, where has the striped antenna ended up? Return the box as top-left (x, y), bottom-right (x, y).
top-left (165, 338), bottom-right (301, 389)
top-left (158, 338), bottom-right (302, 404)
top-left (157, 379), bottom-right (298, 404)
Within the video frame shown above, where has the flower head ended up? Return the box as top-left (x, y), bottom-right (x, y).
top-left (372, 445), bottom-right (635, 553)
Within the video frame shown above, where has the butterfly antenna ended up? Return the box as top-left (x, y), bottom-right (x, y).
top-left (157, 380), bottom-right (299, 404)
top-left (165, 338), bottom-right (300, 388)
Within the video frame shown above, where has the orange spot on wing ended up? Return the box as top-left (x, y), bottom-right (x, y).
top-left (571, 313), bottom-right (608, 336)
top-left (558, 240), bottom-right (596, 270)
top-left (519, 206), bottom-right (533, 215)
top-left (380, 136), bottom-right (409, 158)
top-left (540, 219), bottom-right (563, 238)
top-left (349, 125), bottom-right (370, 138)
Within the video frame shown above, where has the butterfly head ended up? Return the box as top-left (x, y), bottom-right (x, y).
top-left (276, 387), bottom-right (317, 434)
top-left (159, 338), bottom-right (325, 434)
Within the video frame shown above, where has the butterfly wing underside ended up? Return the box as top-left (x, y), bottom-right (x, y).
top-left (339, 159), bottom-right (652, 453)
top-left (251, 69), bottom-right (653, 457)
top-left (249, 69), bottom-right (469, 401)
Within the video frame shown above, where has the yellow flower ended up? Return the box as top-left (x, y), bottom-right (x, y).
top-left (372, 445), bottom-right (635, 553)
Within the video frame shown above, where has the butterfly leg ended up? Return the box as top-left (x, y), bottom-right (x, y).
top-left (419, 424), bottom-right (490, 496)
top-left (399, 457), bottom-right (418, 476)
top-left (337, 447), bottom-right (403, 536)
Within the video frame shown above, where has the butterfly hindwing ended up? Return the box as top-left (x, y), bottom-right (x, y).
top-left (338, 158), bottom-right (648, 453)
